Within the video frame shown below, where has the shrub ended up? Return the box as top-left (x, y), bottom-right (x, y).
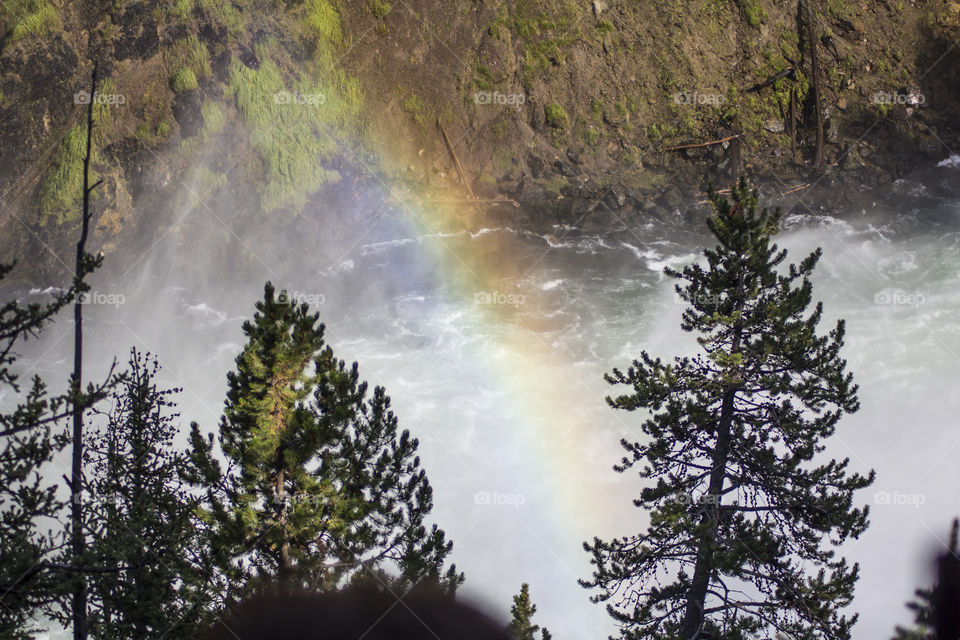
top-left (170, 67), bottom-right (199, 93)
top-left (545, 103), bottom-right (568, 129)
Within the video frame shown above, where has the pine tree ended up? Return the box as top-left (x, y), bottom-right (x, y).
top-left (582, 178), bottom-right (875, 640)
top-left (83, 348), bottom-right (214, 639)
top-left (188, 283), bottom-right (462, 605)
top-left (892, 519), bottom-right (959, 640)
top-left (0, 262), bottom-right (75, 638)
top-left (507, 583), bottom-right (551, 640)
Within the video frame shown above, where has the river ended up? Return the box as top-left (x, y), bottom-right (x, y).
top-left (19, 163), bottom-right (960, 639)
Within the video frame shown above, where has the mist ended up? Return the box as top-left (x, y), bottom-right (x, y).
top-left (14, 159), bottom-right (960, 639)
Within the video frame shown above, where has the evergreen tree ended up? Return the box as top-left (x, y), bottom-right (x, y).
top-left (0, 262), bottom-right (75, 638)
top-left (188, 283), bottom-right (462, 605)
top-left (507, 583), bottom-right (552, 640)
top-left (892, 519), bottom-right (959, 640)
top-left (83, 348), bottom-right (214, 639)
top-left (582, 179), bottom-right (875, 640)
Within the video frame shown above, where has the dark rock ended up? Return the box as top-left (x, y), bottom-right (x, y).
top-left (526, 153), bottom-right (545, 178)
top-left (658, 185), bottom-right (684, 209)
top-left (603, 184), bottom-right (627, 210)
top-left (172, 89), bottom-right (203, 138)
top-left (237, 44), bottom-right (259, 69)
top-left (603, 108), bottom-right (625, 126)
top-left (553, 159), bottom-right (579, 177)
top-left (530, 103), bottom-right (545, 132)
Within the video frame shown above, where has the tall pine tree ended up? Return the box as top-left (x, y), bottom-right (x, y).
top-left (507, 583), bottom-right (552, 640)
top-left (189, 283), bottom-right (462, 605)
top-left (582, 178), bottom-right (874, 640)
top-left (0, 260), bottom-right (114, 638)
top-left (0, 263), bottom-right (75, 638)
top-left (83, 348), bottom-right (214, 639)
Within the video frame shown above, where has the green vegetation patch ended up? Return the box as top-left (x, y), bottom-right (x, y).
top-left (368, 0), bottom-right (391, 19)
top-left (200, 100), bottom-right (226, 137)
top-left (737, 0), bottom-right (766, 26)
top-left (1, 0), bottom-right (60, 50)
top-left (197, 0), bottom-right (244, 35)
top-left (170, 67), bottom-right (199, 93)
top-left (544, 102), bottom-right (568, 129)
top-left (167, 34), bottom-right (211, 79)
top-left (38, 125), bottom-right (99, 225)
top-left (37, 81), bottom-right (117, 224)
top-left (228, 45), bottom-right (364, 214)
top-left (504, 0), bottom-right (584, 77)
top-left (302, 0), bottom-right (343, 59)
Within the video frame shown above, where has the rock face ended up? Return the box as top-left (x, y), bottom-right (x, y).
top-left (1, 0), bottom-right (959, 275)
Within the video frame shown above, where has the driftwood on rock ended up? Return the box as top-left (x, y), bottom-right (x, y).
top-left (662, 134), bottom-right (741, 152)
top-left (436, 119), bottom-right (476, 200)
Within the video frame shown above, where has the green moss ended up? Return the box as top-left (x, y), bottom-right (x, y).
top-left (596, 19), bottom-right (613, 33)
top-left (165, 34), bottom-right (211, 92)
top-left (1, 0), bottom-right (60, 50)
top-left (170, 67), bottom-right (199, 93)
top-left (473, 62), bottom-right (495, 91)
top-left (200, 100), bottom-right (226, 137)
top-left (38, 125), bottom-right (96, 225)
top-left (401, 93), bottom-right (427, 125)
top-left (228, 49), bottom-right (364, 213)
top-left (156, 121), bottom-right (171, 138)
top-left (172, 0), bottom-right (193, 20)
top-left (510, 0), bottom-right (583, 77)
top-left (826, 0), bottom-right (848, 19)
top-left (738, 0), bottom-right (766, 26)
top-left (590, 99), bottom-right (603, 120)
top-left (196, 0), bottom-right (244, 35)
top-left (583, 125), bottom-right (600, 146)
top-left (544, 102), bottom-right (568, 129)
top-left (368, 0), bottom-right (391, 19)
top-left (303, 0), bottom-right (343, 50)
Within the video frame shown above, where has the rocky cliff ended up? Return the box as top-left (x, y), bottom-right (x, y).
top-left (2, 0), bottom-right (959, 280)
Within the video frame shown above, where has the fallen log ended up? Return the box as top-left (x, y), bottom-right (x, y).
top-left (436, 118), bottom-right (476, 200)
top-left (662, 134), bottom-right (741, 152)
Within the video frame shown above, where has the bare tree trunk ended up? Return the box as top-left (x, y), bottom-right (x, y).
top-left (72, 63), bottom-right (101, 640)
top-left (789, 87), bottom-right (798, 162)
top-left (679, 268), bottom-right (746, 640)
top-left (806, 0), bottom-right (824, 171)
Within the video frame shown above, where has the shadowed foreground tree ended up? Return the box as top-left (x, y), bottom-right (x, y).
top-left (203, 587), bottom-right (508, 640)
top-left (582, 178), bottom-right (874, 640)
top-left (893, 519), bottom-right (960, 640)
top-left (188, 283), bottom-right (462, 607)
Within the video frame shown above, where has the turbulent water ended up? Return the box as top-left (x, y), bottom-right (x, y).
top-left (17, 166), bottom-right (960, 639)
